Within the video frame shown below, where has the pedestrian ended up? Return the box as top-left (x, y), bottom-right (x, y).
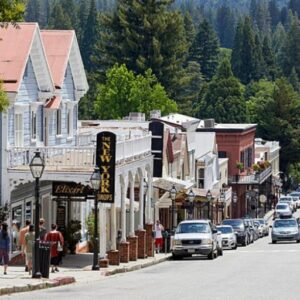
top-left (0, 223), bottom-right (10, 275)
top-left (45, 224), bottom-right (64, 273)
top-left (155, 220), bottom-right (164, 253)
top-left (12, 221), bottom-right (20, 251)
top-left (19, 219), bottom-right (31, 272)
top-left (39, 218), bottom-right (47, 241)
top-left (24, 224), bottom-right (35, 275)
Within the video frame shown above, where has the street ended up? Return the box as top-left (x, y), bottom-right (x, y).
top-left (4, 216), bottom-right (300, 300)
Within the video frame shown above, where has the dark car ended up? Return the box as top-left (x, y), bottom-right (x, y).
top-left (221, 219), bottom-right (249, 246)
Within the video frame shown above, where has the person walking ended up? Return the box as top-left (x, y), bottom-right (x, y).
top-left (24, 224), bottom-right (35, 275)
top-left (0, 223), bottom-right (10, 275)
top-left (19, 220), bottom-right (31, 271)
top-left (155, 220), bottom-right (164, 253)
top-left (45, 224), bottom-right (64, 273)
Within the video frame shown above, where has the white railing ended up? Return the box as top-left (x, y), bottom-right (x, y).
top-left (7, 134), bottom-right (152, 169)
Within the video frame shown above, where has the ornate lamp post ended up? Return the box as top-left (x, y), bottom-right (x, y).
top-left (29, 151), bottom-right (45, 279)
top-left (187, 189), bottom-right (195, 219)
top-left (232, 192), bottom-right (238, 218)
top-left (219, 189), bottom-right (226, 220)
top-left (206, 190), bottom-right (212, 221)
top-left (170, 185), bottom-right (177, 230)
top-left (90, 167), bottom-right (101, 271)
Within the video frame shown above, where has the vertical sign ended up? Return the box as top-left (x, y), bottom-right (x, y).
top-left (149, 121), bottom-right (164, 177)
top-left (96, 131), bottom-right (116, 203)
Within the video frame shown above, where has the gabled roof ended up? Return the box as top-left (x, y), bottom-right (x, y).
top-left (41, 30), bottom-right (89, 92)
top-left (0, 23), bottom-right (54, 94)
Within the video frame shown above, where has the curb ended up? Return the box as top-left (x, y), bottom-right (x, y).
top-left (104, 254), bottom-right (171, 276)
top-left (0, 276), bottom-right (75, 297)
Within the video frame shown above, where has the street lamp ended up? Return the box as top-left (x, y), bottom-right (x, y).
top-left (206, 190), bottom-right (212, 221)
top-left (170, 185), bottom-right (177, 230)
top-left (90, 167), bottom-right (101, 271)
top-left (219, 190), bottom-right (226, 220)
top-left (29, 151), bottom-right (45, 279)
top-left (232, 192), bottom-right (237, 218)
top-left (187, 189), bottom-right (195, 219)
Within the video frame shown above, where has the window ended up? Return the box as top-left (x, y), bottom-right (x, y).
top-left (56, 109), bottom-right (62, 135)
top-left (31, 111), bottom-right (37, 140)
top-left (15, 113), bottom-right (23, 147)
top-left (197, 168), bottom-right (204, 188)
top-left (67, 107), bottom-right (73, 137)
top-left (218, 151), bottom-right (227, 158)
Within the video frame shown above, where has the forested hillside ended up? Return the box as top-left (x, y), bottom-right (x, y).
top-left (20, 0), bottom-right (300, 179)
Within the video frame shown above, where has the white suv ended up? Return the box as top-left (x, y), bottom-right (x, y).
top-left (171, 220), bottom-right (219, 260)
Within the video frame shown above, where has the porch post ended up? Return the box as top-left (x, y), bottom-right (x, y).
top-left (138, 176), bottom-right (144, 230)
top-left (99, 203), bottom-right (106, 258)
top-left (121, 182), bottom-right (126, 242)
top-left (110, 203), bottom-right (117, 250)
top-left (130, 180), bottom-right (135, 236)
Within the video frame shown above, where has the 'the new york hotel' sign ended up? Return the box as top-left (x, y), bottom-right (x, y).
top-left (96, 131), bottom-right (116, 203)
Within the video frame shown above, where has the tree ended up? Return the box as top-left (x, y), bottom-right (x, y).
top-left (94, 0), bottom-right (189, 99)
top-left (25, 0), bottom-right (40, 23)
top-left (77, 0), bottom-right (90, 45)
top-left (48, 2), bottom-right (72, 29)
top-left (0, 81), bottom-right (9, 112)
top-left (61, 0), bottom-right (78, 29)
top-left (195, 57), bottom-right (246, 123)
top-left (0, 0), bottom-right (25, 26)
top-left (262, 36), bottom-right (278, 80)
top-left (289, 0), bottom-right (300, 18)
top-left (269, 0), bottom-right (281, 30)
top-left (189, 19), bottom-right (220, 81)
top-left (288, 67), bottom-right (300, 92)
top-left (216, 5), bottom-right (235, 48)
top-left (94, 64), bottom-right (177, 120)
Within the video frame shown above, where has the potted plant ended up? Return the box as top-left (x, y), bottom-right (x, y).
top-left (65, 220), bottom-right (82, 254)
top-left (252, 163), bottom-right (261, 172)
top-left (236, 161), bottom-right (244, 172)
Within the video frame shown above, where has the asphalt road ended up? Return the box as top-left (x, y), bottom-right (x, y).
top-left (4, 215), bottom-right (300, 300)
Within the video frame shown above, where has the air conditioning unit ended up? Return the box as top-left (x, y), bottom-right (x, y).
top-left (204, 119), bottom-right (215, 128)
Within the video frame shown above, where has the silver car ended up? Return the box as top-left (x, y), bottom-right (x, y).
top-left (217, 225), bottom-right (237, 250)
top-left (256, 218), bottom-right (269, 237)
top-left (271, 218), bottom-right (300, 243)
top-left (273, 203), bottom-right (292, 219)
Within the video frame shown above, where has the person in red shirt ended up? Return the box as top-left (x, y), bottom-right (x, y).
top-left (45, 224), bottom-right (64, 273)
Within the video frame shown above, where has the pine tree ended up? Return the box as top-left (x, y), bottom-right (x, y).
top-left (195, 57), bottom-right (246, 123)
top-left (77, 0), bottom-right (90, 46)
top-left (216, 5), bottom-right (235, 48)
top-left (252, 34), bottom-right (265, 81)
top-left (262, 36), bottom-right (278, 80)
top-left (25, 0), bottom-right (40, 22)
top-left (81, 0), bottom-right (100, 71)
top-left (289, 67), bottom-right (300, 92)
top-left (183, 12), bottom-right (196, 50)
top-left (48, 2), bottom-right (72, 30)
top-left (61, 0), bottom-right (78, 29)
top-left (289, 0), bottom-right (300, 18)
top-left (189, 19), bottom-right (220, 81)
top-left (269, 0), bottom-right (280, 30)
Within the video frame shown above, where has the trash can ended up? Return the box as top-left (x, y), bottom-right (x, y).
top-left (40, 241), bottom-right (51, 278)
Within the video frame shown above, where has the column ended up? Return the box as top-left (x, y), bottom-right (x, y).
top-left (108, 203), bottom-right (120, 265)
top-left (99, 203), bottom-right (106, 258)
top-left (119, 182), bottom-right (129, 263)
top-left (146, 175), bottom-right (152, 224)
top-left (129, 180), bottom-right (135, 236)
top-left (138, 176), bottom-right (144, 230)
top-left (128, 179), bottom-right (138, 260)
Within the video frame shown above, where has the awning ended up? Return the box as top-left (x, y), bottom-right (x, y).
top-left (44, 95), bottom-right (61, 109)
top-left (153, 177), bottom-right (194, 192)
top-left (156, 191), bottom-right (172, 208)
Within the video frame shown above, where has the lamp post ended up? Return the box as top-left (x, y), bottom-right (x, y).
top-left (187, 189), bottom-right (195, 220)
top-left (245, 191), bottom-right (250, 216)
top-left (170, 185), bottom-right (177, 230)
top-left (220, 190), bottom-right (225, 221)
top-left (29, 151), bottom-right (45, 279)
top-left (90, 167), bottom-right (101, 271)
top-left (206, 190), bottom-right (212, 221)
top-left (232, 192), bottom-right (237, 218)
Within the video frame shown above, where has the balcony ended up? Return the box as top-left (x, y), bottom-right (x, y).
top-left (228, 166), bottom-right (272, 185)
top-left (7, 134), bottom-right (152, 172)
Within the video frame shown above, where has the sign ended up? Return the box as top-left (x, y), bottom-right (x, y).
top-left (52, 181), bottom-right (93, 198)
top-left (56, 205), bottom-right (66, 230)
top-left (96, 131), bottom-right (116, 203)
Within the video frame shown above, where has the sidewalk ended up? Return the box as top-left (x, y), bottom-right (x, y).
top-left (0, 252), bottom-right (171, 296)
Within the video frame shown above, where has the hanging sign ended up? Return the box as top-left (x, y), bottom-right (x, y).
top-left (96, 131), bottom-right (116, 203)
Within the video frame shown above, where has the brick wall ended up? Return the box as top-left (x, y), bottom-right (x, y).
top-left (146, 224), bottom-right (154, 257)
top-left (135, 229), bottom-right (146, 259)
top-left (107, 250), bottom-right (120, 265)
top-left (127, 236), bottom-right (138, 261)
top-left (119, 242), bottom-right (130, 263)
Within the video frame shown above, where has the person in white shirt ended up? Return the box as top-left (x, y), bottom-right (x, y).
top-left (155, 220), bottom-right (164, 253)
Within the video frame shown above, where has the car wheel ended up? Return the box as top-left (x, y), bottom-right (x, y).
top-left (297, 239), bottom-right (300, 243)
top-left (218, 248), bottom-right (223, 256)
top-left (172, 253), bottom-right (183, 260)
top-left (272, 240), bottom-right (276, 244)
top-left (233, 244), bottom-right (238, 250)
top-left (208, 250), bottom-right (215, 260)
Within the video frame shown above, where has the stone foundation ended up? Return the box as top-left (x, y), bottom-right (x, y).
top-left (119, 242), bottom-right (130, 263)
top-left (146, 224), bottom-right (154, 257)
top-left (127, 236), bottom-right (138, 261)
top-left (135, 229), bottom-right (147, 259)
top-left (107, 250), bottom-right (120, 266)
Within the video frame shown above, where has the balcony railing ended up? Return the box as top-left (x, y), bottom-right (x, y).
top-left (7, 134), bottom-right (152, 170)
top-left (228, 166), bottom-right (272, 185)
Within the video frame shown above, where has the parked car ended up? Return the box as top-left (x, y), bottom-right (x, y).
top-left (221, 219), bottom-right (249, 246)
top-left (254, 220), bottom-right (264, 237)
top-left (274, 203), bottom-right (292, 219)
top-left (244, 219), bottom-right (257, 242)
top-left (255, 219), bottom-right (269, 236)
top-left (289, 192), bottom-right (300, 209)
top-left (271, 218), bottom-right (300, 243)
top-left (171, 220), bottom-right (219, 260)
top-left (279, 196), bottom-right (296, 213)
top-left (216, 225), bottom-right (237, 250)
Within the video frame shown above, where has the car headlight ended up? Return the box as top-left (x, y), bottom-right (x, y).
top-left (201, 239), bottom-right (212, 245)
top-left (173, 239), bottom-right (182, 246)
top-left (229, 237), bottom-right (235, 240)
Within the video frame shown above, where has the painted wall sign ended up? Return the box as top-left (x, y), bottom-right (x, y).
top-left (52, 181), bottom-right (93, 198)
top-left (96, 131), bottom-right (116, 203)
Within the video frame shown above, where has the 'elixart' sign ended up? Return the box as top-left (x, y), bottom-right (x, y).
top-left (96, 131), bottom-right (116, 203)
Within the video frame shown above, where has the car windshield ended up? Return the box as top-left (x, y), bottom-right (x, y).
top-left (276, 204), bottom-right (288, 209)
top-left (176, 223), bottom-right (210, 234)
top-left (217, 226), bottom-right (233, 234)
top-left (274, 220), bottom-right (297, 228)
top-left (257, 219), bottom-right (265, 225)
top-left (254, 221), bottom-right (260, 226)
top-left (280, 198), bottom-right (291, 202)
top-left (222, 220), bottom-right (244, 230)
